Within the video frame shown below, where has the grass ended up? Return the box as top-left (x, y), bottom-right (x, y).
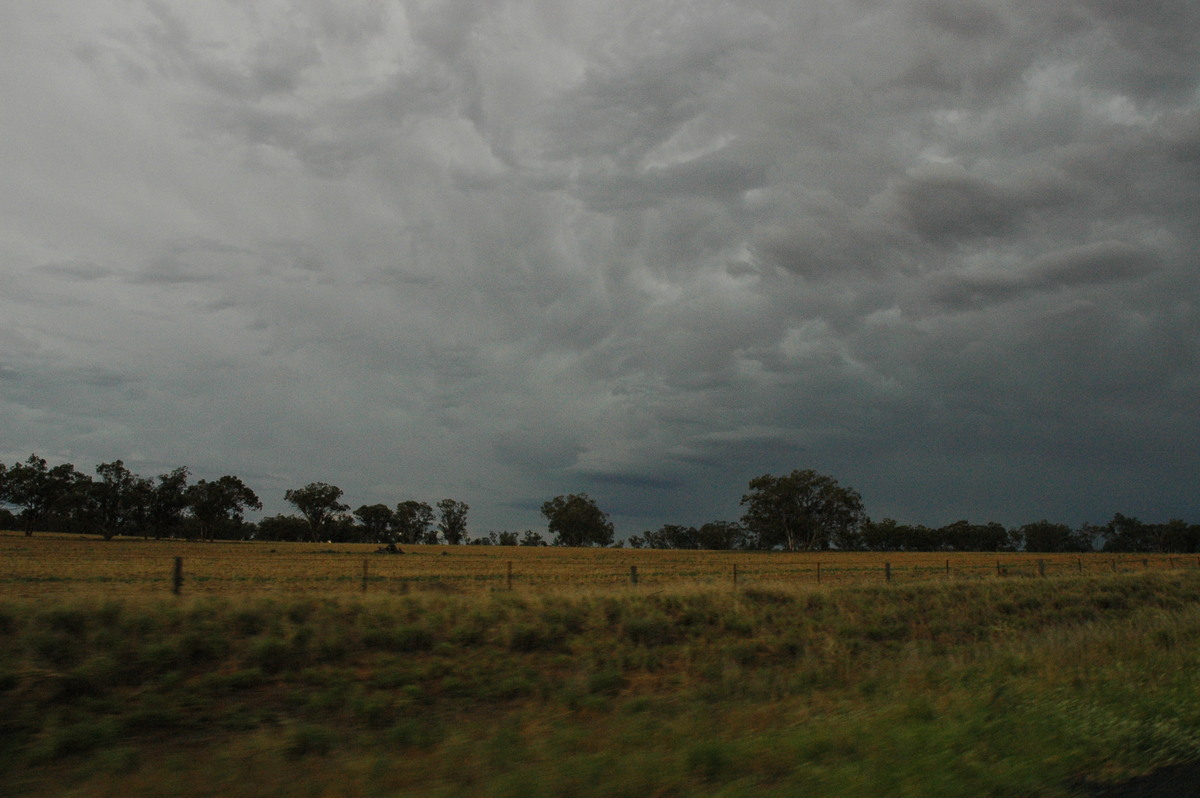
top-left (1, 530), bottom-right (1192, 596)
top-left (3, 559), bottom-right (1200, 795)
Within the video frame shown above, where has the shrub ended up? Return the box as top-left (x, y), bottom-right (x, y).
top-left (285, 724), bottom-right (337, 758)
top-left (622, 613), bottom-right (676, 646)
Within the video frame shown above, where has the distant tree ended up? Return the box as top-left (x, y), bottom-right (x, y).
top-left (626, 534), bottom-right (645, 549)
top-left (519, 530), bottom-right (547, 547)
top-left (188, 476), bottom-right (261, 541)
top-left (1160, 519), bottom-right (1200, 553)
top-left (542, 494), bottom-right (614, 547)
top-left (393, 500), bottom-right (435, 544)
top-left (0, 455), bottom-right (89, 536)
top-left (642, 524), bottom-right (697, 549)
top-left (256, 514), bottom-right (309, 542)
top-left (285, 482), bottom-right (350, 542)
top-left (354, 504), bottom-right (396, 544)
top-left (1019, 520), bottom-right (1090, 553)
top-left (860, 518), bottom-right (907, 551)
top-left (936, 520), bottom-right (1015, 552)
top-left (148, 467), bottom-right (191, 539)
top-left (93, 460), bottom-right (153, 540)
top-left (1101, 513), bottom-right (1153, 552)
top-left (493, 530), bottom-right (519, 546)
top-left (696, 521), bottom-right (748, 550)
top-left (436, 499), bottom-right (469, 545)
top-left (740, 469), bottom-right (866, 551)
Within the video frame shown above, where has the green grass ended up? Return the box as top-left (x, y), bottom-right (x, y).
top-left (3, 574), bottom-right (1200, 795)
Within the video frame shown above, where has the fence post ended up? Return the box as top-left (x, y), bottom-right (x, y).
top-left (946, 559), bottom-right (950, 577)
top-left (630, 565), bottom-right (639, 585)
top-left (362, 559), bottom-right (369, 593)
top-left (732, 563), bottom-right (738, 589)
top-left (817, 561), bottom-right (821, 584)
top-left (885, 561), bottom-right (891, 582)
top-left (1143, 558), bottom-right (1149, 570)
top-left (996, 560), bottom-right (1001, 577)
top-left (1078, 558), bottom-right (1083, 573)
top-left (173, 557), bottom-right (183, 595)
top-left (1038, 559), bottom-right (1045, 578)
top-left (507, 561), bottom-right (513, 591)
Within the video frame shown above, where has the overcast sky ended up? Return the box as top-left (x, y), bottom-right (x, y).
top-left (2, 1), bottom-right (1198, 536)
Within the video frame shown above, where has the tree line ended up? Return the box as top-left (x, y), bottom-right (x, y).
top-left (2, 455), bottom-right (1198, 553)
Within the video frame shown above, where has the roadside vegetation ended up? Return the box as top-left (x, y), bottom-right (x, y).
top-left (4, 557), bottom-right (1200, 795)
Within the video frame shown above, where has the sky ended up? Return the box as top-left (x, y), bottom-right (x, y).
top-left (2, 1), bottom-right (1198, 537)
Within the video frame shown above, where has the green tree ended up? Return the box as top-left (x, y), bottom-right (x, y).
top-left (542, 494), bottom-right (614, 547)
top-left (148, 467), bottom-right (190, 539)
top-left (1, 455), bottom-right (88, 536)
top-left (93, 460), bottom-right (153, 540)
top-left (393, 500), bottom-right (435, 544)
top-left (1018, 520), bottom-right (1090, 553)
top-left (354, 504), bottom-right (396, 544)
top-left (285, 482), bottom-right (350, 542)
top-left (519, 529), bottom-right (547, 546)
top-left (696, 521), bottom-right (747, 550)
top-left (256, 514), bottom-right (309, 542)
top-left (642, 524), bottom-right (697, 549)
top-left (436, 499), bottom-right (469, 545)
top-left (188, 476), bottom-right (261, 541)
top-left (740, 469), bottom-right (866, 551)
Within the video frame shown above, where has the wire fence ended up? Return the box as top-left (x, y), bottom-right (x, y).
top-left (3, 532), bottom-right (1197, 597)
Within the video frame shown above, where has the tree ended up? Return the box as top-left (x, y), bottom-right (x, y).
top-left (437, 499), bottom-right (469, 545)
top-left (1101, 513), bottom-right (1153, 552)
top-left (739, 469), bottom-right (866, 551)
top-left (256, 514), bottom-right (309, 542)
top-left (148, 467), bottom-right (191, 539)
top-left (285, 482), bottom-right (350, 542)
top-left (354, 504), bottom-right (396, 544)
top-left (0, 455), bottom-right (88, 536)
top-left (642, 524), bottom-right (697, 549)
top-left (1019, 520), bottom-right (1090, 553)
top-left (696, 521), bottom-right (748, 550)
top-left (541, 494), bottom-right (614, 547)
top-left (93, 460), bottom-right (153, 540)
top-left (188, 476), bottom-right (261, 541)
top-left (519, 530), bottom-right (547, 546)
top-left (393, 500), bottom-right (435, 544)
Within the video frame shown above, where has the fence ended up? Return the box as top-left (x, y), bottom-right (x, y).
top-left (2, 532), bottom-right (1196, 597)
top-left (158, 553), bottom-right (1200, 596)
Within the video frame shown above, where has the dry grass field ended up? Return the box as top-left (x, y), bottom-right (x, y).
top-left (5, 528), bottom-right (1200, 795)
top-left (1, 530), bottom-right (1192, 597)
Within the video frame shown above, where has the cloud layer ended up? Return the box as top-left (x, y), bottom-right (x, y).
top-left (2, 0), bottom-right (1198, 533)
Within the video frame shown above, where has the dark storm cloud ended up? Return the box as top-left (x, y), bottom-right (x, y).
top-left (926, 240), bottom-right (1160, 310)
top-left (2, 0), bottom-right (1198, 534)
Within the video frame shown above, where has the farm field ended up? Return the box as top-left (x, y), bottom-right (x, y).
top-left (4, 532), bottom-right (1200, 796)
top-left (0, 530), bottom-right (1193, 596)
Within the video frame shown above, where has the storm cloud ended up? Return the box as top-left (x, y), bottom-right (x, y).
top-left (2, 1), bottom-right (1198, 534)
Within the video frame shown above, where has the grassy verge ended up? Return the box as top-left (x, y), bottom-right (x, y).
top-left (3, 573), bottom-right (1200, 796)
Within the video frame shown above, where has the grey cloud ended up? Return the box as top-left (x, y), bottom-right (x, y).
top-left (926, 240), bottom-right (1159, 310)
top-left (915, 1), bottom-right (1007, 39)
top-left (39, 262), bottom-right (114, 282)
top-left (1080, 0), bottom-right (1200, 100)
top-left (573, 157), bottom-right (765, 211)
top-left (882, 164), bottom-right (1042, 244)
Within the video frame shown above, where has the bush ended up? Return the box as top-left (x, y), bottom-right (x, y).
top-left (623, 613), bottom-right (676, 646)
top-left (285, 724), bottom-right (337, 758)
